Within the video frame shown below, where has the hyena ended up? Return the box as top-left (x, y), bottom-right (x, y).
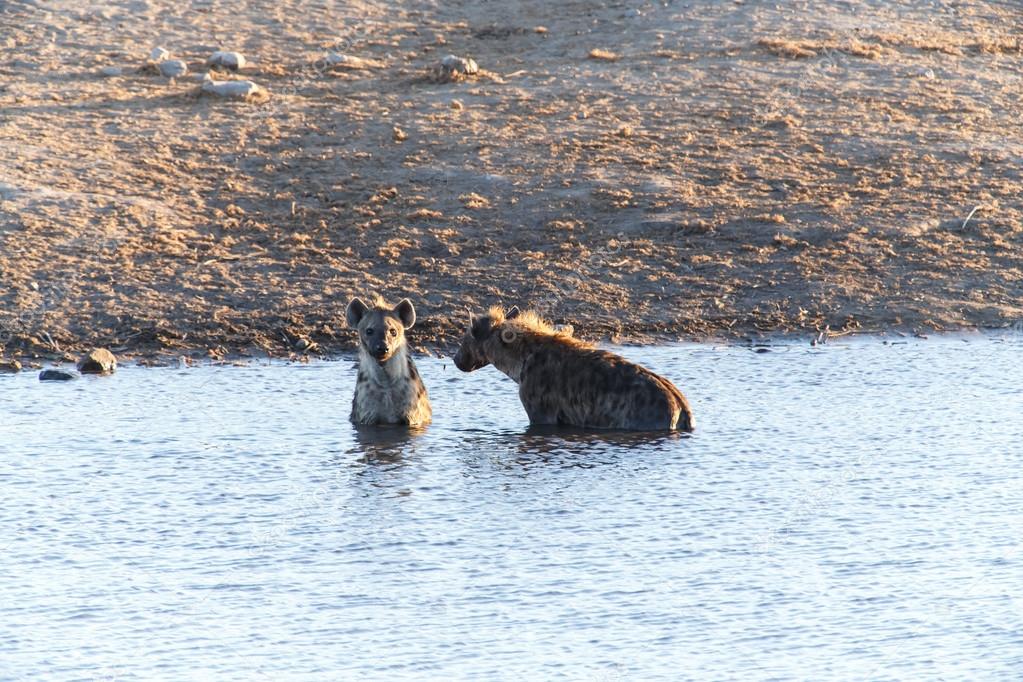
top-left (453, 306), bottom-right (693, 431)
top-left (346, 296), bottom-right (432, 427)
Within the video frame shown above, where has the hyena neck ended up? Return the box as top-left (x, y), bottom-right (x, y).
top-left (359, 344), bottom-right (412, 384)
top-left (489, 344), bottom-right (529, 384)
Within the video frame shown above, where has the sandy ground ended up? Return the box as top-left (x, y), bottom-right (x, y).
top-left (1, 0), bottom-right (1022, 361)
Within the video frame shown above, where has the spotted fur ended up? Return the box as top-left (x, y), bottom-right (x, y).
top-left (346, 296), bottom-right (432, 427)
top-left (453, 306), bottom-right (693, 431)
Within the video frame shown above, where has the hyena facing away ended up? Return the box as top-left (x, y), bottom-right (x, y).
top-left (346, 296), bottom-right (432, 427)
top-left (453, 307), bottom-right (694, 431)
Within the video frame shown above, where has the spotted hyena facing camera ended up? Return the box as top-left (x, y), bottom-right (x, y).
top-left (346, 296), bottom-right (432, 427)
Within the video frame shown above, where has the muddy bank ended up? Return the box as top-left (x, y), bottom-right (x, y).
top-left (1, 0), bottom-right (1021, 362)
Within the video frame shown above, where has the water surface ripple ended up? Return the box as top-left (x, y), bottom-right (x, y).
top-left (2, 335), bottom-right (1021, 680)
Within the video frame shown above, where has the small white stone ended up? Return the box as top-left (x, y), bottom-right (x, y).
top-left (326, 52), bottom-right (352, 65)
top-left (100, 66), bottom-right (123, 77)
top-left (440, 54), bottom-right (478, 75)
top-left (325, 53), bottom-right (376, 69)
top-left (208, 50), bottom-right (246, 71)
top-left (159, 59), bottom-right (188, 78)
top-left (150, 47), bottom-right (170, 62)
top-left (201, 73), bottom-right (265, 98)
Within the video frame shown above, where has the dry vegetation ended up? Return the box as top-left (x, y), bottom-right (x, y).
top-left (1, 0), bottom-right (1021, 361)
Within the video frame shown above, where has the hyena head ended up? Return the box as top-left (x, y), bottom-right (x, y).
top-left (453, 306), bottom-right (521, 372)
top-left (346, 296), bottom-right (417, 363)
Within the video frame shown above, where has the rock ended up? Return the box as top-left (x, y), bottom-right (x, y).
top-left (442, 54), bottom-right (478, 73)
top-left (434, 54), bottom-right (479, 82)
top-left (77, 348), bottom-right (117, 374)
top-left (293, 337), bottom-right (318, 353)
top-left (39, 369), bottom-right (79, 381)
top-left (208, 50), bottom-right (246, 71)
top-left (0, 359), bottom-right (22, 373)
top-left (325, 53), bottom-right (378, 70)
top-left (201, 73), bottom-right (266, 99)
top-left (150, 47), bottom-right (170, 62)
top-left (159, 59), bottom-right (188, 78)
top-left (100, 66), bottom-right (123, 77)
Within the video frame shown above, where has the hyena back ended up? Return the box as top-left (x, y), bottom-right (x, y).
top-left (346, 296), bottom-right (432, 427)
top-left (453, 307), bottom-right (693, 431)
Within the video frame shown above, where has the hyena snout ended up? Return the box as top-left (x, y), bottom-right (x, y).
top-left (452, 348), bottom-right (472, 372)
top-left (368, 335), bottom-right (395, 360)
top-left (453, 340), bottom-right (487, 372)
top-left (347, 296), bottom-right (416, 363)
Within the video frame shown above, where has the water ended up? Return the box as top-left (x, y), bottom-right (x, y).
top-left (2, 335), bottom-right (1022, 681)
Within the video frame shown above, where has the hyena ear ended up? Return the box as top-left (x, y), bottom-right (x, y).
top-left (394, 299), bottom-right (416, 329)
top-left (506, 306), bottom-right (521, 320)
top-left (346, 297), bottom-right (369, 328)
top-left (471, 316), bottom-right (491, 341)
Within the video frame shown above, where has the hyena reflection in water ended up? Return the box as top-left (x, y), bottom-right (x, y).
top-left (346, 296), bottom-right (432, 427)
top-left (454, 306), bottom-right (694, 431)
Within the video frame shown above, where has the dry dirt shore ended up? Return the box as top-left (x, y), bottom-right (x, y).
top-left (1, 0), bottom-right (1022, 362)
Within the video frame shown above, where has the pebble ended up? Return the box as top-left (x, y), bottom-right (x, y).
top-left (100, 66), bottom-right (123, 77)
top-left (201, 73), bottom-right (265, 99)
top-left (325, 53), bottom-right (374, 69)
top-left (77, 348), bottom-right (117, 374)
top-left (293, 337), bottom-right (318, 353)
top-left (150, 47), bottom-right (170, 62)
top-left (159, 59), bottom-right (188, 78)
top-left (39, 368), bottom-right (79, 381)
top-left (208, 50), bottom-right (246, 71)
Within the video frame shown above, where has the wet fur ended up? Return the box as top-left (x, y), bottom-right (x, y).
top-left (454, 307), bottom-right (693, 431)
top-left (347, 296), bottom-right (432, 427)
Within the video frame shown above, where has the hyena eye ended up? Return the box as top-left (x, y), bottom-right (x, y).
top-left (365, 328), bottom-right (374, 336)
top-left (388, 328), bottom-right (397, 337)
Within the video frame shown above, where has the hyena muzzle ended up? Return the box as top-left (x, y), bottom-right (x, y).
top-left (454, 306), bottom-right (693, 431)
top-left (346, 296), bottom-right (432, 427)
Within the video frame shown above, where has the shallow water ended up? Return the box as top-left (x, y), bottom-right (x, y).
top-left (2, 335), bottom-right (1022, 680)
